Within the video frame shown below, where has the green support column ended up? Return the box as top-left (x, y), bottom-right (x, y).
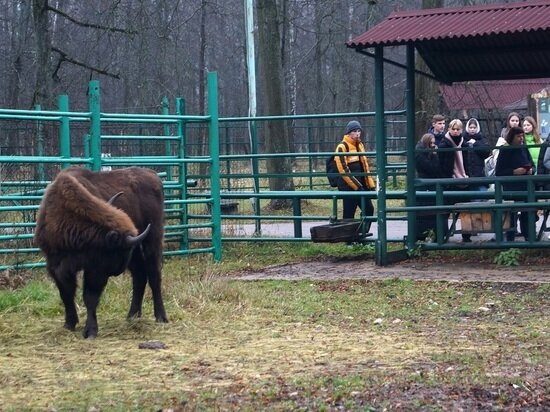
top-left (88, 80), bottom-right (101, 171)
top-left (162, 96), bottom-right (173, 181)
top-left (58, 95), bottom-right (70, 170)
top-left (35, 104), bottom-right (45, 181)
top-left (250, 120), bottom-right (261, 235)
top-left (374, 46), bottom-right (388, 266)
top-left (176, 97), bottom-right (189, 251)
top-left (207, 72), bottom-right (222, 262)
top-left (406, 44), bottom-right (417, 251)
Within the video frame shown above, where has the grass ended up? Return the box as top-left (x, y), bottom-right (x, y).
top-left (0, 244), bottom-right (548, 411)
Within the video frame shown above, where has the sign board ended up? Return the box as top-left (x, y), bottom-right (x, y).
top-left (536, 95), bottom-right (550, 138)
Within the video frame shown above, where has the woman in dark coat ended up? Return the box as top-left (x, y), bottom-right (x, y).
top-left (415, 133), bottom-right (445, 241)
top-left (463, 118), bottom-right (491, 191)
top-left (495, 126), bottom-right (535, 241)
top-left (536, 133), bottom-right (550, 190)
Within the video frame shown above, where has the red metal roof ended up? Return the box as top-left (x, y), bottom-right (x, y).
top-left (440, 79), bottom-right (550, 110)
top-left (347, 0), bottom-right (550, 84)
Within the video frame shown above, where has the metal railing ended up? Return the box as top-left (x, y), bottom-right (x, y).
top-left (2, 73), bottom-right (550, 272)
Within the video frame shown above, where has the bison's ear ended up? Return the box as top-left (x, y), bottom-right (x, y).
top-left (105, 230), bottom-right (125, 248)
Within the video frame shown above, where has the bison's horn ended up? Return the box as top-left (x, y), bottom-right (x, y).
top-left (126, 224), bottom-right (151, 246)
top-left (107, 191), bottom-right (124, 205)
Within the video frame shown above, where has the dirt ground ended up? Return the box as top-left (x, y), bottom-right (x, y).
top-left (232, 255), bottom-right (550, 283)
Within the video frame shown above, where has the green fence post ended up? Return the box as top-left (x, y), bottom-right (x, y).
top-left (58, 95), bottom-right (70, 170)
top-left (88, 80), bottom-right (101, 171)
top-left (250, 120), bottom-right (261, 235)
top-left (374, 46), bottom-right (388, 265)
top-left (406, 44), bottom-right (417, 251)
top-left (307, 124), bottom-right (314, 189)
top-left (292, 198), bottom-right (303, 237)
top-left (208, 72), bottom-right (222, 262)
top-left (162, 96), bottom-right (173, 181)
top-left (176, 97), bottom-right (189, 251)
top-left (35, 104), bottom-right (45, 181)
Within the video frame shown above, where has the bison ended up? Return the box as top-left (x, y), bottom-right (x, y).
top-left (35, 166), bottom-right (168, 338)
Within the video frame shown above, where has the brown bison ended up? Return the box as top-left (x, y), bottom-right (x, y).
top-left (35, 166), bottom-right (168, 338)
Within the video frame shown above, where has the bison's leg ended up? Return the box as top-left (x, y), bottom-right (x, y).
top-left (128, 253), bottom-right (147, 319)
top-left (82, 272), bottom-right (109, 339)
top-left (51, 273), bottom-right (79, 331)
top-left (128, 253), bottom-right (168, 323)
top-left (148, 265), bottom-right (168, 323)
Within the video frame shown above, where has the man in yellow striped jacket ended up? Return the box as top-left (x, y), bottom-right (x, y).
top-left (334, 120), bottom-right (376, 219)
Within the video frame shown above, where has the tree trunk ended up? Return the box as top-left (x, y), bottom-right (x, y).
top-left (31, 0), bottom-right (52, 107)
top-left (256, 0), bottom-right (294, 209)
top-left (198, 1), bottom-right (208, 179)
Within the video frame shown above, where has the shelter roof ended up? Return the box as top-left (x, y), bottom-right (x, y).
top-left (440, 79), bottom-right (550, 110)
top-left (346, 0), bottom-right (550, 84)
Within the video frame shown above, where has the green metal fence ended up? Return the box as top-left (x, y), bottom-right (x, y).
top-left (1, 71), bottom-right (550, 273)
top-left (0, 72), bottom-right (222, 271)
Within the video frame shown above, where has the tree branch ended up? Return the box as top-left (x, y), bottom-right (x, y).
top-left (52, 47), bottom-right (120, 80)
top-left (48, 5), bottom-right (136, 34)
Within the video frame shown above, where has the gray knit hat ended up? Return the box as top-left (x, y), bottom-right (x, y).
top-left (345, 120), bottom-right (362, 134)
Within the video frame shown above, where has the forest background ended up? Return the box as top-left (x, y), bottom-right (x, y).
top-left (0, 0), bottom-right (524, 160)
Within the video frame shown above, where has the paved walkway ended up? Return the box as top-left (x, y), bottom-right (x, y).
top-left (222, 218), bottom-right (549, 243)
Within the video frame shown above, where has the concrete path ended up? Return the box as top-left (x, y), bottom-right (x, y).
top-left (222, 218), bottom-right (549, 243)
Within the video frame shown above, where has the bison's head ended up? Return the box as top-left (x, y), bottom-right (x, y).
top-left (35, 172), bottom-right (151, 276)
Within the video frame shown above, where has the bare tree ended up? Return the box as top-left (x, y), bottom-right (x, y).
top-left (256, 0), bottom-right (295, 209)
top-left (31, 0), bottom-right (53, 106)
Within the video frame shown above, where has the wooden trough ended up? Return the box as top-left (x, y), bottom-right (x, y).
top-left (310, 219), bottom-right (372, 243)
top-left (455, 201), bottom-right (512, 234)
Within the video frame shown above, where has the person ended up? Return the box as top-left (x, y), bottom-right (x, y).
top-left (537, 133), bottom-right (550, 240)
top-left (438, 119), bottom-right (469, 182)
top-left (522, 116), bottom-right (542, 169)
top-left (438, 119), bottom-right (470, 241)
top-left (484, 112), bottom-right (521, 185)
top-left (415, 133), bottom-right (444, 240)
top-left (537, 132), bottom-right (550, 190)
top-left (493, 112), bottom-right (522, 158)
top-left (495, 126), bottom-right (535, 241)
top-left (428, 114), bottom-right (446, 146)
top-left (463, 118), bottom-right (491, 192)
top-left (499, 111), bottom-right (521, 143)
top-left (334, 120), bottom-right (375, 220)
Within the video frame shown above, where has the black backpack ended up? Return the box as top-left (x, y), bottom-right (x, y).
top-left (326, 141), bottom-right (349, 187)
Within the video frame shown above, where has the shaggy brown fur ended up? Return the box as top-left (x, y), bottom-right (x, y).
top-left (34, 166), bottom-right (168, 338)
top-left (35, 172), bottom-right (138, 255)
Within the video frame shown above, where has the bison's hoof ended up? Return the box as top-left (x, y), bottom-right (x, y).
top-left (83, 327), bottom-right (98, 339)
top-left (127, 313), bottom-right (142, 321)
top-left (64, 322), bottom-right (77, 331)
top-left (156, 315), bottom-right (169, 323)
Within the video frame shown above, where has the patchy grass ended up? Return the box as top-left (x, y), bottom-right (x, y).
top-left (0, 245), bottom-right (548, 411)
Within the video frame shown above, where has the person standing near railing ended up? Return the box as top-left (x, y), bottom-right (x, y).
top-left (538, 133), bottom-right (550, 190)
top-left (495, 126), bottom-right (535, 241)
top-left (334, 120), bottom-right (376, 220)
top-left (523, 116), bottom-right (542, 170)
top-left (428, 114), bottom-right (446, 146)
top-left (463, 118), bottom-right (491, 193)
top-left (414, 133), bottom-right (444, 241)
top-left (439, 119), bottom-right (470, 242)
